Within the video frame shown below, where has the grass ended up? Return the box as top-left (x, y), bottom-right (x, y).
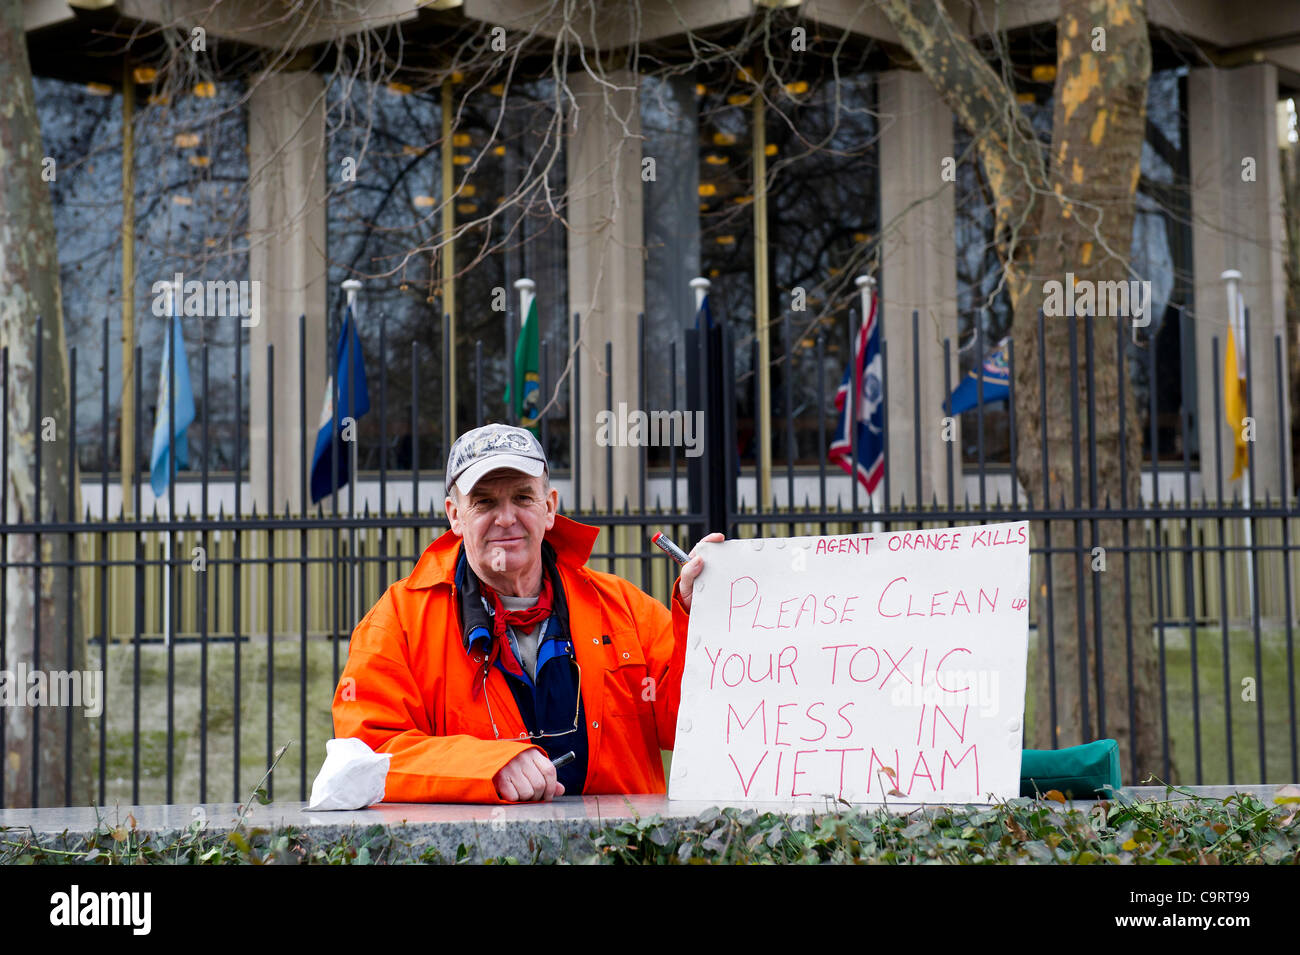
top-left (1023, 626), bottom-right (1298, 785)
top-left (91, 636), bottom-right (340, 806)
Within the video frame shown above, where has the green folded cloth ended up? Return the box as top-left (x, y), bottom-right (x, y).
top-left (1020, 739), bottom-right (1122, 799)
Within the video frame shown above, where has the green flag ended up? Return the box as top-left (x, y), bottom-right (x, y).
top-left (508, 294), bottom-right (541, 434)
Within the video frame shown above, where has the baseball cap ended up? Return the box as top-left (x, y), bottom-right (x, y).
top-left (445, 424), bottom-right (548, 497)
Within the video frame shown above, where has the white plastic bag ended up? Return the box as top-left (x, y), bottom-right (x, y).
top-left (307, 737), bottom-right (393, 810)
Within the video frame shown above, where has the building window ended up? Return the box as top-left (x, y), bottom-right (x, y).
top-left (682, 55), bottom-right (879, 471)
top-left (37, 74), bottom-right (249, 476)
top-left (326, 76), bottom-right (569, 470)
top-left (953, 66), bottom-right (1194, 466)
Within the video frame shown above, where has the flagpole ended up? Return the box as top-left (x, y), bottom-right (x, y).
top-left (1222, 269), bottom-right (1256, 628)
top-left (856, 274), bottom-right (884, 535)
top-left (163, 279), bottom-right (181, 649)
top-left (513, 278), bottom-right (534, 429)
top-left (690, 276), bottom-right (710, 313)
top-left (342, 279), bottom-right (361, 623)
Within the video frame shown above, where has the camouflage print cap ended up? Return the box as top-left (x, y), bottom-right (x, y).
top-left (445, 423), bottom-right (548, 497)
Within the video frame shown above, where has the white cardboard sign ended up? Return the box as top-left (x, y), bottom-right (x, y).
top-left (669, 521), bottom-right (1030, 805)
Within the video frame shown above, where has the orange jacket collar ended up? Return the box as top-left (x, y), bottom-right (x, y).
top-left (404, 512), bottom-right (601, 590)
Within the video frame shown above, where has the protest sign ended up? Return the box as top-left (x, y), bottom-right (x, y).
top-left (669, 521), bottom-right (1030, 804)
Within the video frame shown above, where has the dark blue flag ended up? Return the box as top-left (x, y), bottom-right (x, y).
top-left (694, 293), bottom-right (714, 331)
top-left (946, 337), bottom-right (1010, 415)
top-left (310, 306), bottom-right (371, 504)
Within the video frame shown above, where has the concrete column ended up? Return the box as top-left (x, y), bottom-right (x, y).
top-left (1188, 64), bottom-right (1290, 500)
top-left (876, 70), bottom-right (960, 506)
top-left (247, 69), bottom-right (328, 515)
top-left (566, 68), bottom-right (645, 510)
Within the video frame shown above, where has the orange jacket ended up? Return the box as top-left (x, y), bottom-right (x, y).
top-left (331, 513), bottom-right (689, 803)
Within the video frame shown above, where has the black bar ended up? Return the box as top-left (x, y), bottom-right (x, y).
top-left (1276, 335), bottom-right (1298, 782)
top-left (669, 339), bottom-right (678, 514)
top-left (540, 338), bottom-right (550, 467)
top-left (233, 317), bottom-right (243, 801)
top-left (1242, 308), bottom-right (1266, 782)
top-left (1007, 338), bottom-right (1018, 510)
top-left (1178, 327), bottom-right (1201, 784)
top-left (506, 294), bottom-right (516, 428)
top-left (99, 319), bottom-right (109, 806)
top-left (1037, 311), bottom-right (1059, 749)
top-left (912, 311), bottom-right (921, 508)
top-left (65, 347), bottom-right (76, 806)
top-left (166, 305), bottom-right (177, 805)
top-left (347, 303), bottom-right (357, 676)
top-left (1083, 315), bottom-right (1105, 741)
top-left (1147, 313), bottom-right (1170, 781)
top-left (784, 311), bottom-right (795, 508)
top-left (201, 342), bottom-right (211, 801)
top-left (1066, 316), bottom-right (1090, 744)
top-left (1211, 336), bottom-right (1233, 783)
top-left (442, 312), bottom-right (450, 475)
top-left (266, 344), bottom-right (276, 799)
top-left (299, 316), bottom-right (310, 799)
top-left (881, 337), bottom-right (890, 519)
top-left (638, 314), bottom-right (648, 591)
top-left (943, 338), bottom-right (954, 525)
top-left (606, 340), bottom-right (614, 572)
top-left (379, 309), bottom-right (388, 589)
top-left (476, 341), bottom-right (484, 429)
top-left (133, 344), bottom-right (143, 803)
top-left (413, 336), bottom-right (421, 515)
top-left (816, 332), bottom-right (826, 536)
top-left (1116, 316), bottom-right (1137, 785)
top-left (34, 312), bottom-right (43, 807)
top-left (975, 319), bottom-right (986, 510)
top-left (848, 307), bottom-right (859, 516)
top-left (573, 314), bottom-right (582, 511)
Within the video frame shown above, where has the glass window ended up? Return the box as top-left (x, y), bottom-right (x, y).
top-left (36, 75), bottom-right (249, 476)
top-left (952, 66), bottom-right (1193, 465)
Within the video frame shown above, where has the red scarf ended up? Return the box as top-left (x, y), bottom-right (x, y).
top-left (479, 574), bottom-right (554, 680)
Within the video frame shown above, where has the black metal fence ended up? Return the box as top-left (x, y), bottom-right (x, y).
top-left (1, 304), bottom-right (1297, 809)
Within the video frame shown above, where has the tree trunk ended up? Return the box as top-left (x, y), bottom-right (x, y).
top-left (0, 0), bottom-right (89, 808)
top-left (882, 0), bottom-right (1167, 782)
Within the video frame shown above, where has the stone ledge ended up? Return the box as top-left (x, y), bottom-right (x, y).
top-left (0, 785), bottom-right (1289, 862)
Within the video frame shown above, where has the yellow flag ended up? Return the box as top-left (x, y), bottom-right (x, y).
top-left (1224, 325), bottom-right (1248, 482)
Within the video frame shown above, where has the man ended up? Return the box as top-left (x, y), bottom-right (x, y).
top-left (331, 423), bottom-right (720, 803)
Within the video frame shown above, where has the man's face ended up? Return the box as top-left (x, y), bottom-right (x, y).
top-left (445, 469), bottom-right (557, 586)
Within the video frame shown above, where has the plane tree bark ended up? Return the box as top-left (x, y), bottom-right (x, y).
top-left (0, 0), bottom-right (89, 807)
top-left (880, 0), bottom-right (1167, 782)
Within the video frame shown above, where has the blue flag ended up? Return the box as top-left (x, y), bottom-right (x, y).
top-left (310, 306), bottom-right (371, 504)
top-left (694, 293), bottom-right (714, 331)
top-left (828, 290), bottom-right (883, 494)
top-left (149, 311), bottom-right (196, 499)
top-left (946, 337), bottom-right (1010, 415)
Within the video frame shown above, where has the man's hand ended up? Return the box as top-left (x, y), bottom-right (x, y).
top-left (493, 748), bottom-right (565, 802)
top-left (678, 532), bottom-right (725, 614)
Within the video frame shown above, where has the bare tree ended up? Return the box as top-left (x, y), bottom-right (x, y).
top-left (0, 0), bottom-right (89, 807)
top-left (880, 0), bottom-right (1164, 779)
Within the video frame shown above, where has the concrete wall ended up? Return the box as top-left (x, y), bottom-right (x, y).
top-left (565, 68), bottom-right (646, 509)
top-left (247, 69), bottom-right (329, 514)
top-left (1188, 64), bottom-right (1292, 500)
top-left (876, 70), bottom-right (961, 506)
